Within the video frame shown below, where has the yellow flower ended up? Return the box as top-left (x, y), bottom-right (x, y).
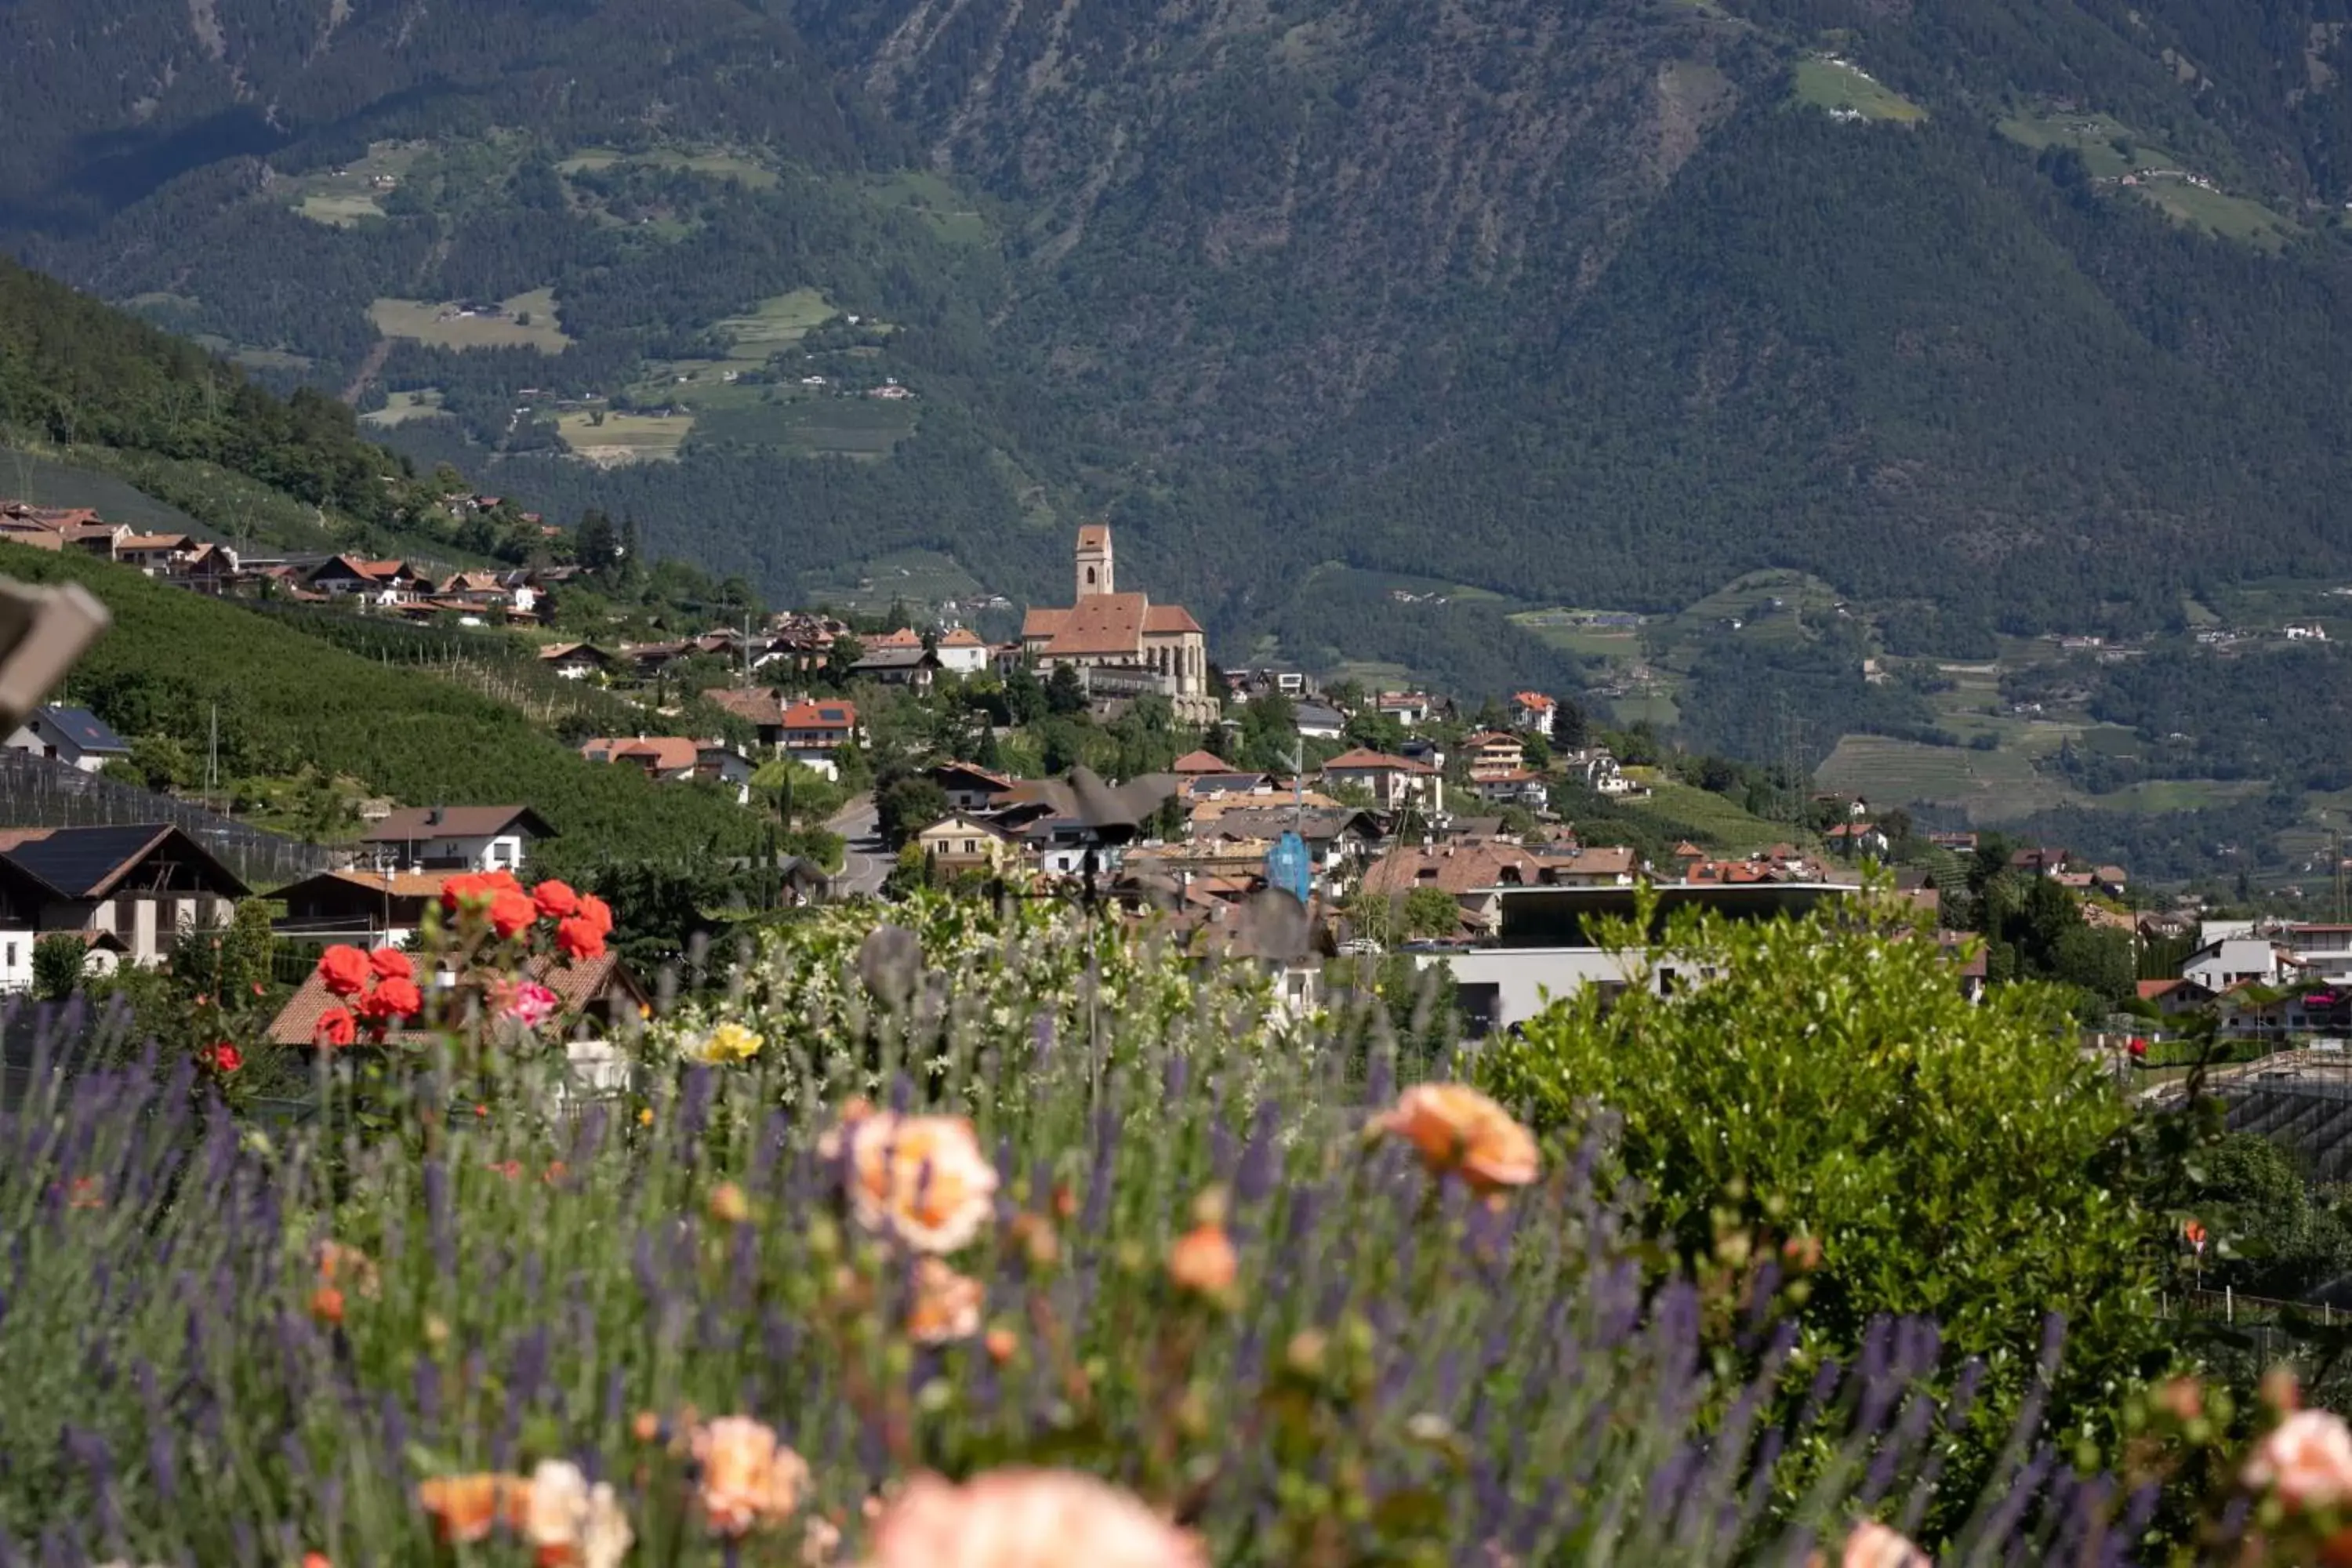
top-left (687, 1022), bottom-right (765, 1065)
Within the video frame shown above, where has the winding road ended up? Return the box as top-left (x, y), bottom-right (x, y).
top-left (828, 796), bottom-right (890, 898)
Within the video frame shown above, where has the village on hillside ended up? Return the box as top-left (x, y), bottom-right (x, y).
top-left (0, 499), bottom-right (2318, 1060)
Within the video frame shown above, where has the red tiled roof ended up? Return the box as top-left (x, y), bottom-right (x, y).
top-left (1172, 750), bottom-right (1232, 774)
top-left (2137, 979), bottom-right (2184, 1001)
top-left (938, 627), bottom-right (985, 647)
top-left (1024, 593), bottom-right (1150, 657)
top-left (1512, 691), bottom-right (1555, 710)
top-left (582, 736), bottom-right (700, 772)
top-left (1143, 604), bottom-right (1203, 635)
top-left (869, 628), bottom-right (924, 648)
top-left (780, 700), bottom-right (856, 730)
top-left (281, 869), bottom-right (459, 900)
top-left (1322, 748), bottom-right (1437, 774)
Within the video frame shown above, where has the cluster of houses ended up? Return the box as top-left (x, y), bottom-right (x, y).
top-left (0, 503), bottom-right (577, 622)
top-left (2140, 919), bottom-right (2352, 1042)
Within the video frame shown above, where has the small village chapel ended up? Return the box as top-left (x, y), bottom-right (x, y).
top-left (1020, 524), bottom-right (1217, 722)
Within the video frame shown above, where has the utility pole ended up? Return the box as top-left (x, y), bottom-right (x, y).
top-left (205, 703), bottom-right (220, 815)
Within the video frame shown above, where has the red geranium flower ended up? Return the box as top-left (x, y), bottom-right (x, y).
top-left (359, 977), bottom-right (423, 1022)
top-left (369, 946), bottom-right (413, 982)
top-left (577, 893), bottom-right (614, 935)
top-left (556, 916), bottom-right (606, 961)
top-left (314, 1007), bottom-right (357, 1048)
top-left (317, 946), bottom-right (370, 998)
top-left (488, 891), bottom-right (537, 940)
top-left (532, 879), bottom-right (579, 920)
top-left (205, 1041), bottom-right (242, 1074)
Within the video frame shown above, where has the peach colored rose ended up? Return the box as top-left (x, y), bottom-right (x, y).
top-left (709, 1181), bottom-right (751, 1225)
top-left (1166, 1223), bottom-right (1238, 1297)
top-left (693, 1416), bottom-right (810, 1537)
top-left (1371, 1084), bottom-right (1540, 1193)
top-left (823, 1111), bottom-right (1000, 1254)
top-left (2245, 1409), bottom-right (2352, 1512)
top-left (316, 1240), bottom-right (381, 1299)
top-left (524, 1458), bottom-right (634, 1568)
top-left (1842, 1520), bottom-right (1930, 1568)
top-left (906, 1258), bottom-right (984, 1344)
top-left (858, 1470), bottom-right (1205, 1568)
top-left (416, 1473), bottom-right (532, 1544)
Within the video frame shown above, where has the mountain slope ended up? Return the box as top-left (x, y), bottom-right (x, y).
top-left (7, 0), bottom-right (2352, 703)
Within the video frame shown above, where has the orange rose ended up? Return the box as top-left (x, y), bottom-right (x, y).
top-left (1371, 1084), bottom-right (1540, 1193)
top-left (1166, 1223), bottom-right (1238, 1298)
top-left (861, 1470), bottom-right (1206, 1568)
top-left (578, 893), bottom-right (614, 935)
top-left (822, 1112), bottom-right (1000, 1254)
top-left (906, 1258), bottom-right (985, 1344)
top-left (358, 976), bottom-right (424, 1023)
top-left (368, 946), bottom-right (413, 982)
top-left (314, 1007), bottom-right (358, 1048)
top-left (417, 1472), bottom-right (532, 1544)
top-left (556, 916), bottom-right (606, 961)
top-left (533, 880), bottom-right (581, 920)
top-left (691, 1417), bottom-right (809, 1537)
top-left (316, 945), bottom-right (370, 998)
top-left (489, 891), bottom-right (538, 940)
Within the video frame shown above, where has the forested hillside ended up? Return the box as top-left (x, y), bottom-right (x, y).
top-left (6, 0), bottom-right (2352, 710)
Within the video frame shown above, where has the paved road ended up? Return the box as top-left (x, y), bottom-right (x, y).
top-left (828, 796), bottom-right (889, 898)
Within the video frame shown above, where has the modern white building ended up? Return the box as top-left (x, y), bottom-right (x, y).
top-left (1410, 881), bottom-right (1853, 1036)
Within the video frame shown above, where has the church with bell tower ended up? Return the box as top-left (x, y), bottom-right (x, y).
top-left (1021, 524), bottom-right (1215, 721)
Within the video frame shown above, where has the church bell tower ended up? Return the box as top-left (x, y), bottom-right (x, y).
top-left (1076, 523), bottom-right (1114, 599)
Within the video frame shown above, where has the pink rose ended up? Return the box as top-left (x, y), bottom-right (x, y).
top-left (859, 1470), bottom-right (1203, 1568)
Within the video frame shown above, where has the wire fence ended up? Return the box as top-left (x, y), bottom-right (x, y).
top-left (0, 748), bottom-right (336, 888)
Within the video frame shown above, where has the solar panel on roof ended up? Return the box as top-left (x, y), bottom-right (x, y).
top-left (1, 824), bottom-right (170, 897)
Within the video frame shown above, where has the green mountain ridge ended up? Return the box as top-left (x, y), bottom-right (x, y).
top-left (5, 0), bottom-right (2352, 712)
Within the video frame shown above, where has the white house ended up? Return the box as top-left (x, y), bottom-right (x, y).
top-left (358, 806), bottom-right (554, 873)
top-left (935, 627), bottom-right (991, 676)
top-left (5, 706), bottom-right (131, 774)
top-left (2181, 937), bottom-right (2287, 994)
top-left (1319, 748), bottom-right (1443, 813)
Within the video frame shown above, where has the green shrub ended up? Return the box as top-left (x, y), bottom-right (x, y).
top-left (1478, 894), bottom-right (2175, 1513)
